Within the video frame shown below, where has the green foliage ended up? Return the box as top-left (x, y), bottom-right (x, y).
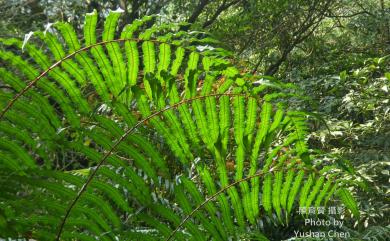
top-left (0, 10), bottom-right (360, 240)
top-left (301, 55), bottom-right (390, 237)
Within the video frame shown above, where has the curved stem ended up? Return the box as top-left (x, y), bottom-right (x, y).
top-left (165, 167), bottom-right (278, 241)
top-left (0, 37), bottom-right (228, 120)
top-left (54, 93), bottom-right (242, 240)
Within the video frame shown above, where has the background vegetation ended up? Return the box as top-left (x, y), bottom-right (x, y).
top-left (0, 0), bottom-right (389, 240)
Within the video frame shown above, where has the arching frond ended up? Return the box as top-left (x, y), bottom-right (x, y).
top-left (0, 10), bottom-right (360, 241)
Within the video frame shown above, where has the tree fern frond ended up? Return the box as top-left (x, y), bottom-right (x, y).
top-left (192, 99), bottom-right (212, 147)
top-left (337, 188), bottom-right (360, 218)
top-left (0, 49), bottom-right (79, 126)
top-left (286, 112), bottom-right (310, 164)
top-left (35, 31), bottom-right (87, 86)
top-left (1, 38), bottom-right (90, 114)
top-left (184, 52), bottom-right (200, 98)
top-left (199, 166), bottom-right (235, 233)
top-left (121, 26), bottom-right (139, 90)
top-left (314, 178), bottom-right (333, 208)
top-left (287, 169), bottom-right (305, 214)
top-left (262, 173), bottom-right (273, 215)
top-left (0, 138), bottom-right (36, 169)
top-left (305, 176), bottom-right (325, 209)
top-left (181, 177), bottom-right (225, 241)
top-left (157, 43), bottom-right (171, 84)
top-left (219, 95), bottom-right (231, 156)
top-left (200, 57), bottom-right (215, 95)
top-left (0, 10), bottom-right (362, 241)
top-left (55, 22), bottom-right (110, 101)
top-left (103, 10), bottom-right (127, 100)
top-left (281, 169), bottom-right (295, 212)
top-left (205, 96), bottom-right (219, 145)
top-left (298, 174), bottom-right (314, 212)
top-left (85, 10), bottom-right (120, 98)
top-left (272, 171), bottom-right (283, 222)
top-left (244, 97), bottom-right (258, 146)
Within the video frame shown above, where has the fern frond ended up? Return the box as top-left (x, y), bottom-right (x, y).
top-left (0, 10), bottom-right (361, 241)
top-left (337, 188), bottom-right (360, 218)
top-left (272, 171), bottom-right (283, 222)
top-left (305, 175), bottom-right (325, 209)
top-left (262, 173), bottom-right (273, 215)
top-left (287, 169), bottom-right (305, 214)
top-left (85, 10), bottom-right (119, 97)
top-left (55, 22), bottom-right (110, 101)
top-left (298, 173), bottom-right (314, 212)
top-left (314, 178), bottom-right (333, 207)
top-left (103, 10), bottom-right (127, 98)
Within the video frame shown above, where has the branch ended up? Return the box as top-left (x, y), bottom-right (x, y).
top-left (188, 0), bottom-right (211, 24)
top-left (0, 85), bottom-right (13, 90)
top-left (264, 48), bottom-right (291, 76)
top-left (202, 0), bottom-right (242, 28)
top-left (325, 11), bottom-right (371, 18)
top-left (180, 0), bottom-right (211, 31)
top-left (251, 55), bottom-right (264, 75)
top-left (354, 0), bottom-right (376, 17)
top-left (129, 0), bottom-right (146, 21)
top-left (264, 0), bottom-right (334, 75)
